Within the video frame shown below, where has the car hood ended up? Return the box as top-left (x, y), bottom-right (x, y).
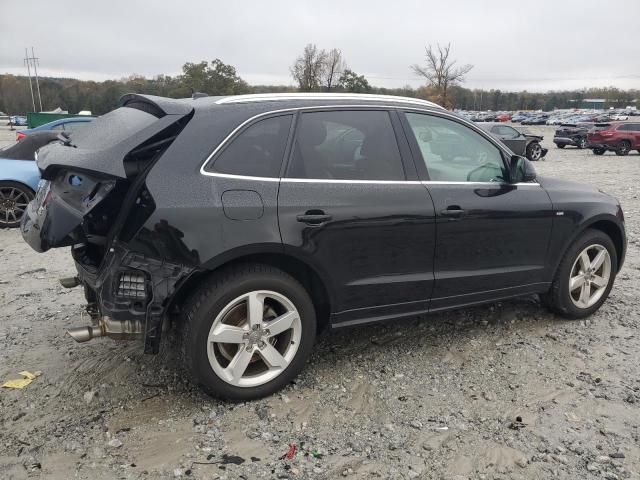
top-left (538, 176), bottom-right (618, 204)
top-left (524, 134), bottom-right (543, 141)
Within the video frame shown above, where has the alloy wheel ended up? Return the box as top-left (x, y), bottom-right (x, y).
top-left (568, 244), bottom-right (611, 309)
top-left (0, 186), bottom-right (30, 226)
top-left (529, 143), bottom-right (542, 160)
top-left (207, 290), bottom-right (302, 388)
top-left (618, 141), bottom-right (630, 155)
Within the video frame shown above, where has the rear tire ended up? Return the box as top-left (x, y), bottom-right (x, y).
top-left (615, 140), bottom-right (631, 156)
top-left (577, 137), bottom-right (587, 149)
top-left (593, 148), bottom-right (605, 155)
top-left (556, 144), bottom-right (566, 149)
top-left (180, 264), bottom-right (316, 401)
top-left (0, 181), bottom-right (34, 229)
top-left (546, 229), bottom-right (617, 319)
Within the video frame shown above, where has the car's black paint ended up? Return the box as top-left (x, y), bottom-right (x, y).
top-left (21, 94), bottom-right (627, 352)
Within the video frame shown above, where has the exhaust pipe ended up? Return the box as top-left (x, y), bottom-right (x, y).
top-left (66, 316), bottom-right (143, 343)
top-left (67, 325), bottom-right (104, 342)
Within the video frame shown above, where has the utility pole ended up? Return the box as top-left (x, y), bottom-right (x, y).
top-left (31, 47), bottom-right (43, 112)
top-left (24, 48), bottom-right (36, 112)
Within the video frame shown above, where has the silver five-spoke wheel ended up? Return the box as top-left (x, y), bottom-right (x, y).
top-left (569, 244), bottom-right (611, 309)
top-left (207, 290), bottom-right (302, 388)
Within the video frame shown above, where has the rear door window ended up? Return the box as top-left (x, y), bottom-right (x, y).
top-left (287, 110), bottom-right (405, 180)
top-left (207, 114), bottom-right (293, 178)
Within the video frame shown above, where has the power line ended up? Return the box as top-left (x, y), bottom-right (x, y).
top-left (23, 47), bottom-right (43, 112)
top-left (23, 48), bottom-right (36, 112)
top-left (31, 47), bottom-right (43, 112)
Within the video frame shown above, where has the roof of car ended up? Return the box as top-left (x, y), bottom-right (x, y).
top-left (120, 93), bottom-right (445, 116)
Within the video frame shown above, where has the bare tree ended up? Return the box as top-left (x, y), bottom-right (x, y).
top-left (290, 44), bottom-right (327, 92)
top-left (322, 48), bottom-right (346, 91)
top-left (411, 43), bottom-right (473, 108)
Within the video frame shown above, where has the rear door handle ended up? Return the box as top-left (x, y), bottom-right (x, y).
top-left (296, 210), bottom-right (332, 225)
top-left (440, 206), bottom-right (465, 218)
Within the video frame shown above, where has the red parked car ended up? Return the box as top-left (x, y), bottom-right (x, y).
top-left (495, 113), bottom-right (511, 122)
top-left (587, 122), bottom-right (640, 156)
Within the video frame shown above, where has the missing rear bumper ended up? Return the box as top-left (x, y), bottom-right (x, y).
top-left (72, 241), bottom-right (197, 354)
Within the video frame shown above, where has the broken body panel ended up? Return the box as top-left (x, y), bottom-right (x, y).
top-left (21, 95), bottom-right (199, 353)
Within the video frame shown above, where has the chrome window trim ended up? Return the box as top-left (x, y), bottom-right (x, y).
top-left (282, 178), bottom-right (422, 185)
top-left (199, 104), bottom-right (540, 187)
top-left (215, 93), bottom-right (444, 109)
top-left (200, 170), bottom-right (540, 187)
top-left (200, 104), bottom-right (430, 178)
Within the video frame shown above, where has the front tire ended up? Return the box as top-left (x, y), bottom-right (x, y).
top-left (546, 229), bottom-right (617, 319)
top-left (556, 144), bottom-right (566, 149)
top-left (593, 148), bottom-right (606, 155)
top-left (181, 264), bottom-right (316, 401)
top-left (0, 181), bottom-right (34, 229)
top-left (526, 142), bottom-right (543, 161)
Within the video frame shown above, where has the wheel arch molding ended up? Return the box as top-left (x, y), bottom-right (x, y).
top-left (179, 245), bottom-right (335, 333)
top-left (555, 214), bottom-right (626, 276)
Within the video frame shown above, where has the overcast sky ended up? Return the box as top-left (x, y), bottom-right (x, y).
top-left (1, 0), bottom-right (639, 92)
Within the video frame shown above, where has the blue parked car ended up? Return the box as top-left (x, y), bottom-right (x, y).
top-left (16, 116), bottom-right (94, 141)
top-left (0, 131), bottom-right (59, 228)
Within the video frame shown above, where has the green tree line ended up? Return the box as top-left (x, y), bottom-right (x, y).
top-left (1, 58), bottom-right (637, 115)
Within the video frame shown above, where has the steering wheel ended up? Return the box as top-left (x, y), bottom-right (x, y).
top-left (466, 162), bottom-right (503, 183)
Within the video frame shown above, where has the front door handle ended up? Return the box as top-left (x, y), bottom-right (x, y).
top-left (296, 210), bottom-right (332, 225)
top-left (440, 206), bottom-right (465, 218)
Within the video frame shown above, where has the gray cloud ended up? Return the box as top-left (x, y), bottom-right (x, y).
top-left (1, 0), bottom-right (639, 91)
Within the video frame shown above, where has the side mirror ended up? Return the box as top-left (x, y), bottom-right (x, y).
top-left (510, 155), bottom-right (537, 183)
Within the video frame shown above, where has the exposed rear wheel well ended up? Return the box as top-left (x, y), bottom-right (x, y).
top-left (171, 253), bottom-right (332, 333)
top-left (588, 220), bottom-right (624, 271)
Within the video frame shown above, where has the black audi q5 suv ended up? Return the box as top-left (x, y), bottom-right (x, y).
top-left (21, 93), bottom-right (626, 400)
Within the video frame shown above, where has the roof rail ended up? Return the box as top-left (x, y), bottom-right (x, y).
top-left (215, 93), bottom-right (444, 109)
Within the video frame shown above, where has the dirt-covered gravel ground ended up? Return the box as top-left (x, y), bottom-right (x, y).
top-left (1, 124), bottom-right (639, 480)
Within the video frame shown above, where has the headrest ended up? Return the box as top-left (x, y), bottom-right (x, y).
top-left (298, 117), bottom-right (327, 147)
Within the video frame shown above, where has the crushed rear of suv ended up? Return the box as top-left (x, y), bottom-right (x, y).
top-left (22, 93), bottom-right (627, 400)
top-left (553, 123), bottom-right (592, 149)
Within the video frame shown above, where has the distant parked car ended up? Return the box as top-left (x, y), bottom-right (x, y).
top-left (478, 122), bottom-right (548, 161)
top-left (611, 113), bottom-right (629, 121)
top-left (16, 117), bottom-right (94, 141)
top-left (554, 123), bottom-right (592, 149)
top-left (0, 131), bottom-right (59, 228)
top-left (510, 113), bottom-right (530, 123)
top-left (587, 122), bottom-right (640, 156)
top-left (8, 116), bottom-right (28, 126)
top-left (521, 114), bottom-right (549, 125)
top-left (495, 113), bottom-right (511, 122)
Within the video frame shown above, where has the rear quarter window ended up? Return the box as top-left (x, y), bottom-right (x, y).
top-left (206, 114), bottom-right (293, 178)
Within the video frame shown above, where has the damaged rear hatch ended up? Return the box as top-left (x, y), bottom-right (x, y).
top-left (21, 95), bottom-right (193, 254)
